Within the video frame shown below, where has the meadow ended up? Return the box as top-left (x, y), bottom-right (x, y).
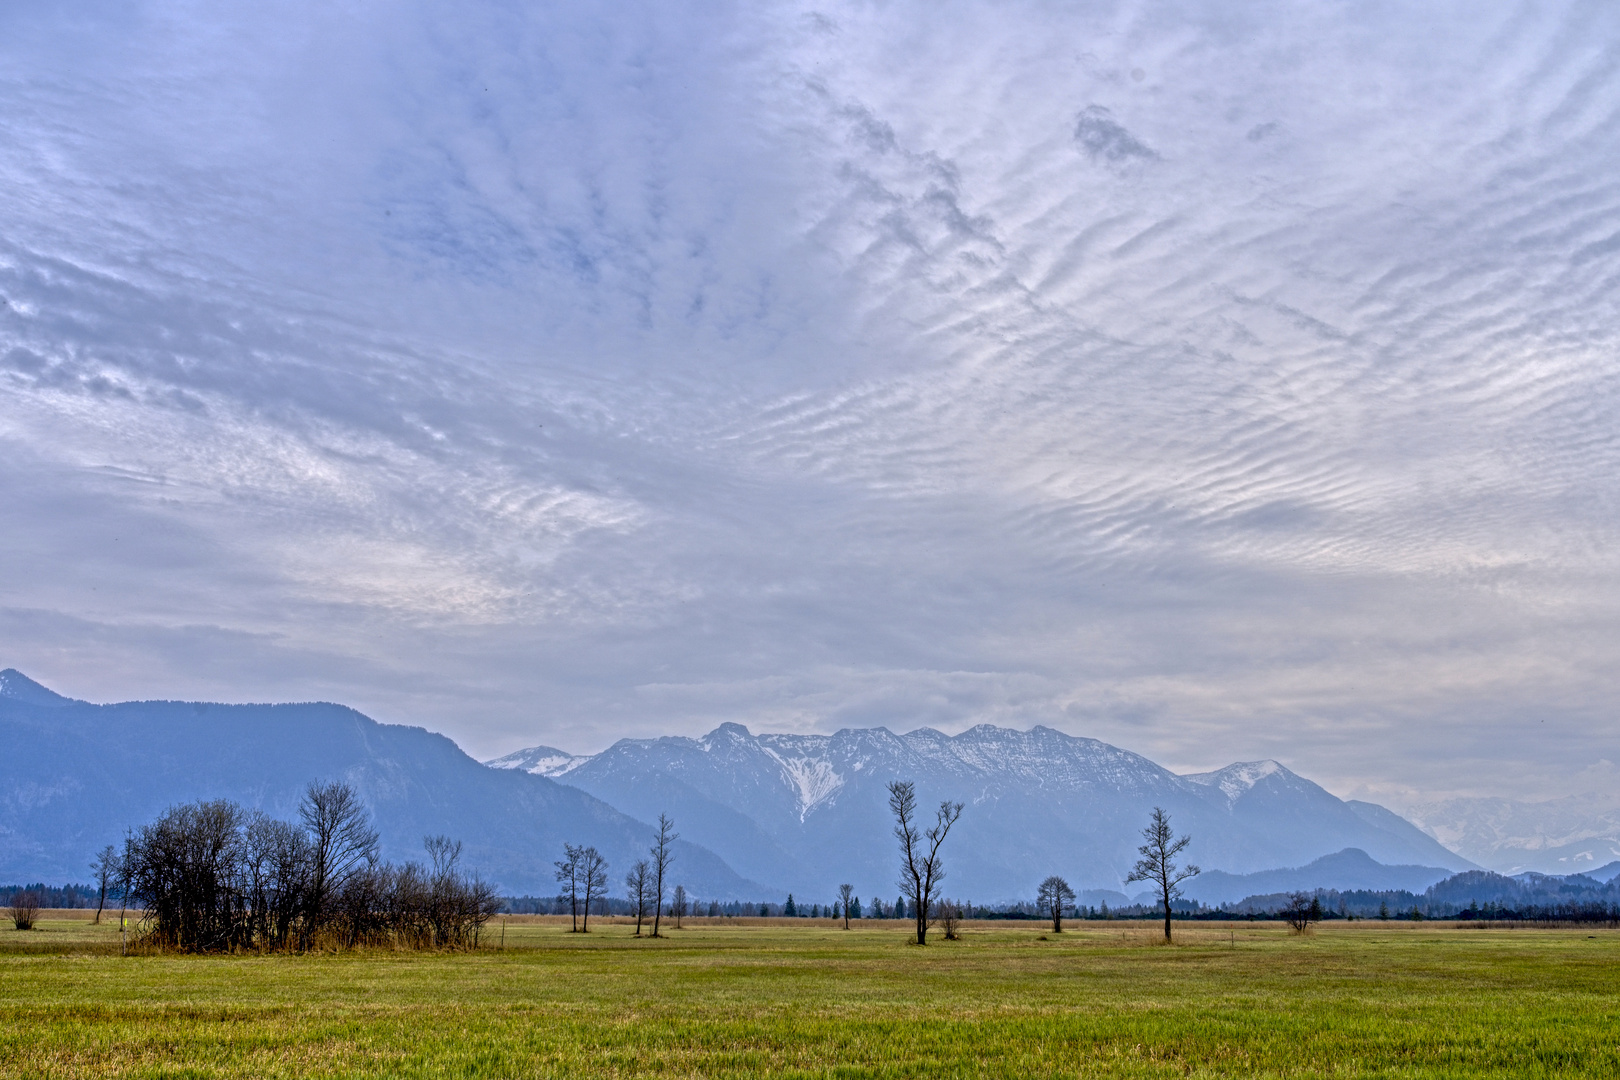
top-left (2, 912), bottom-right (1616, 1078)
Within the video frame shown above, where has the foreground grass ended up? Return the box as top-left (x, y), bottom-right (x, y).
top-left (2, 915), bottom-right (1617, 1078)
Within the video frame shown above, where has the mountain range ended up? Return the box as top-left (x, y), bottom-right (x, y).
top-left (0, 670), bottom-right (763, 897)
top-left (4, 667), bottom-right (1480, 904)
top-left (488, 722), bottom-right (1473, 901)
top-left (1398, 795), bottom-right (1620, 876)
top-left (1176, 848), bottom-right (1456, 907)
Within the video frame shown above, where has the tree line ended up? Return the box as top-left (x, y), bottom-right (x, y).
top-left (15, 771), bottom-right (1619, 952)
top-left (545, 786), bottom-right (1196, 947)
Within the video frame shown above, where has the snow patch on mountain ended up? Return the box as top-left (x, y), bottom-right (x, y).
top-left (1183, 760), bottom-right (1284, 805)
top-left (484, 745), bottom-right (592, 777)
top-left (763, 749), bottom-right (844, 820)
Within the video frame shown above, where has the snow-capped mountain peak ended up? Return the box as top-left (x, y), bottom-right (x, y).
top-left (1183, 760), bottom-right (1287, 805)
top-left (484, 744), bottom-right (591, 777)
top-left (483, 722), bottom-right (1468, 898)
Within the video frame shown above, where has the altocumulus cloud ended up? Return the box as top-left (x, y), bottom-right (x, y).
top-left (1, 0), bottom-right (1618, 807)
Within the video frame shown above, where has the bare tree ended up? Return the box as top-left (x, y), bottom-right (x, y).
top-left (91, 845), bottom-right (120, 925)
top-left (625, 859), bottom-right (651, 936)
top-left (122, 799), bottom-right (246, 950)
top-left (253, 815), bottom-right (312, 950)
top-left (672, 884), bottom-right (687, 929)
top-left (649, 814), bottom-right (677, 938)
top-left (838, 883), bottom-right (855, 930)
top-left (118, 835), bottom-right (130, 955)
top-left (887, 780), bottom-right (964, 946)
top-left (1125, 807), bottom-right (1200, 943)
top-left (424, 835), bottom-right (462, 877)
top-left (300, 780), bottom-right (380, 940)
top-left (578, 846), bottom-right (608, 932)
top-left (938, 898), bottom-right (963, 940)
top-left (555, 844), bottom-right (582, 932)
top-left (7, 889), bottom-right (40, 931)
top-left (1281, 891), bottom-right (1323, 934)
top-left (1036, 875), bottom-right (1076, 933)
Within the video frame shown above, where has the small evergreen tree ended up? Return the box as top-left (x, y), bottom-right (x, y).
top-left (784, 893), bottom-right (797, 917)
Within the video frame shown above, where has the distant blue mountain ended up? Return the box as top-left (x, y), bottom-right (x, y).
top-left (1232, 865), bottom-right (1620, 917)
top-left (0, 669), bottom-right (71, 708)
top-left (492, 723), bottom-right (1474, 901)
top-left (0, 670), bottom-right (764, 898)
top-left (1179, 848), bottom-right (1453, 906)
top-left (4, 667), bottom-right (1479, 907)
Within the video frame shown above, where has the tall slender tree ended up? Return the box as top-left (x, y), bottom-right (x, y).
top-left (1125, 807), bottom-right (1200, 943)
top-left (625, 859), bottom-right (651, 936)
top-left (649, 814), bottom-right (677, 938)
top-left (90, 845), bottom-right (119, 925)
top-left (838, 883), bottom-right (856, 929)
top-left (672, 884), bottom-right (687, 928)
top-left (887, 780), bottom-right (964, 945)
top-left (299, 780), bottom-right (379, 941)
top-left (578, 846), bottom-right (608, 932)
top-left (554, 844), bottom-right (582, 932)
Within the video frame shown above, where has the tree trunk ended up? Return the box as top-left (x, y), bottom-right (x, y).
top-left (1161, 885), bottom-right (1172, 942)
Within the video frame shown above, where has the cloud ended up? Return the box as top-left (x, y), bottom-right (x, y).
top-left (1073, 106), bottom-right (1159, 164)
top-left (1, 0), bottom-right (1619, 807)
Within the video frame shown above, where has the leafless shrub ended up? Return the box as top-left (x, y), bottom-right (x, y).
top-left (8, 890), bottom-right (41, 931)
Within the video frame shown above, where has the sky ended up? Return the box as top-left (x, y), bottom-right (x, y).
top-left (2, 0), bottom-right (1618, 810)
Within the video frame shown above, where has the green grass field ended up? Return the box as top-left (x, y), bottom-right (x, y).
top-left (2, 912), bottom-right (1616, 1078)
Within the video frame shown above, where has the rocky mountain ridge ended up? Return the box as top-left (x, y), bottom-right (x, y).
top-left (491, 721), bottom-right (1473, 901)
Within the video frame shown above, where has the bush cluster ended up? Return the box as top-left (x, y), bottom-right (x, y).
top-left (119, 781), bottom-right (498, 952)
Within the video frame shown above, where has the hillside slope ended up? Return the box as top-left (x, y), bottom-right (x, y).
top-left (0, 670), bottom-right (762, 898)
